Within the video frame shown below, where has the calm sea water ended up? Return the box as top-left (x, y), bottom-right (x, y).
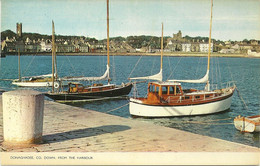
top-left (0, 55), bottom-right (259, 147)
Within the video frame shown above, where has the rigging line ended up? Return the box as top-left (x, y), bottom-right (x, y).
top-left (150, 56), bottom-right (156, 76)
top-left (226, 58), bottom-right (235, 82)
top-left (106, 102), bottom-right (129, 113)
top-left (99, 54), bottom-right (104, 79)
top-left (210, 57), bottom-right (214, 87)
top-left (215, 57), bottom-right (221, 87)
top-left (65, 55), bottom-right (78, 76)
top-left (195, 57), bottom-right (202, 90)
top-left (194, 56), bottom-right (202, 77)
top-left (22, 53), bottom-right (37, 76)
top-left (112, 55), bottom-right (116, 83)
top-left (217, 57), bottom-right (222, 88)
top-left (215, 58), bottom-right (219, 88)
top-left (167, 56), bottom-right (183, 80)
top-left (167, 56), bottom-right (173, 77)
top-left (211, 57), bottom-right (215, 88)
top-left (128, 55), bottom-right (143, 78)
top-left (58, 58), bottom-right (66, 76)
top-left (211, 56), bottom-right (214, 83)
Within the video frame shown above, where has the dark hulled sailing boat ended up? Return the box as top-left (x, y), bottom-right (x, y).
top-left (45, 0), bottom-right (132, 102)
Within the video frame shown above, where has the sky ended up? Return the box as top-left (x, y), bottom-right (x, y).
top-left (1, 0), bottom-right (260, 41)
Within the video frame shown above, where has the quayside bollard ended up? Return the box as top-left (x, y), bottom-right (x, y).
top-left (2, 90), bottom-right (44, 147)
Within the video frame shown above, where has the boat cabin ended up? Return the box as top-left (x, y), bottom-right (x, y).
top-left (146, 82), bottom-right (183, 103)
top-left (148, 82), bottom-right (183, 96)
top-left (144, 81), bottom-right (220, 105)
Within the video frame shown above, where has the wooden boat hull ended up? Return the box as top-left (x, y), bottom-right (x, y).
top-left (234, 115), bottom-right (260, 132)
top-left (45, 83), bottom-right (132, 101)
top-left (129, 90), bottom-right (234, 117)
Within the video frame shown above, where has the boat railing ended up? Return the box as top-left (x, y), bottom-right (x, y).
top-left (210, 81), bottom-right (236, 90)
top-left (223, 81), bottom-right (236, 89)
top-left (210, 83), bottom-right (219, 90)
top-left (166, 92), bottom-right (227, 104)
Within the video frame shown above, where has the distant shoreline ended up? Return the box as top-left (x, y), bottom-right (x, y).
top-left (2, 52), bottom-right (253, 58)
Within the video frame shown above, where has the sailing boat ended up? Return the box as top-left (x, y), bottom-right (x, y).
top-left (12, 22), bottom-right (60, 87)
top-left (45, 0), bottom-right (132, 101)
top-left (12, 73), bottom-right (59, 87)
top-left (129, 0), bottom-right (236, 117)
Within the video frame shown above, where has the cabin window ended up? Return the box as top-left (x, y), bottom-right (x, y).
top-left (176, 86), bottom-right (180, 93)
top-left (149, 85), bottom-right (154, 92)
top-left (185, 96), bottom-right (190, 99)
top-left (205, 95), bottom-right (210, 98)
top-left (169, 86), bottom-right (174, 94)
top-left (155, 86), bottom-right (159, 93)
top-left (195, 96), bottom-right (200, 99)
top-left (149, 85), bottom-right (159, 93)
top-left (162, 86), bottom-right (167, 94)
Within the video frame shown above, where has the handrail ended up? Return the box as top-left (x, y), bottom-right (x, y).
top-left (210, 81), bottom-right (236, 90)
top-left (165, 90), bottom-right (232, 104)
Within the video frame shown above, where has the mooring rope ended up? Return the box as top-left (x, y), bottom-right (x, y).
top-left (195, 117), bottom-right (232, 122)
top-left (235, 88), bottom-right (249, 110)
top-left (170, 117), bottom-right (234, 125)
top-left (182, 121), bottom-right (233, 125)
top-left (106, 102), bottom-right (129, 113)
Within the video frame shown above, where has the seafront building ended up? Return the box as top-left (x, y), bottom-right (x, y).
top-left (1, 23), bottom-right (260, 55)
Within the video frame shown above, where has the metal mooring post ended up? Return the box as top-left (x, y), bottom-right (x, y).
top-left (2, 90), bottom-right (44, 147)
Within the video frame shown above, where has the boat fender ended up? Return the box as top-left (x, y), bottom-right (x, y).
top-left (54, 82), bottom-right (59, 89)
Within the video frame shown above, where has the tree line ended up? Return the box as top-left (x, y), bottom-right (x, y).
top-left (1, 29), bottom-right (254, 49)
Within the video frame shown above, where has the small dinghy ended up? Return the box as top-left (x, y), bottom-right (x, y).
top-left (234, 115), bottom-right (260, 132)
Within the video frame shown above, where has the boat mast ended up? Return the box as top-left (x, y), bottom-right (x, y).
top-left (18, 48), bottom-right (21, 81)
top-left (107, 0), bottom-right (110, 84)
top-left (52, 20), bottom-right (55, 92)
top-left (160, 23), bottom-right (163, 72)
top-left (206, 0), bottom-right (213, 90)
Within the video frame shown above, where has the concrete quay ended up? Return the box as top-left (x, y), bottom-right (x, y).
top-left (0, 96), bottom-right (259, 153)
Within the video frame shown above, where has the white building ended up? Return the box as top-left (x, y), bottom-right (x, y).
top-left (219, 49), bottom-right (235, 54)
top-left (40, 41), bottom-right (52, 52)
top-left (182, 43), bottom-right (191, 52)
top-left (25, 37), bottom-right (32, 44)
top-left (199, 43), bottom-right (213, 52)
